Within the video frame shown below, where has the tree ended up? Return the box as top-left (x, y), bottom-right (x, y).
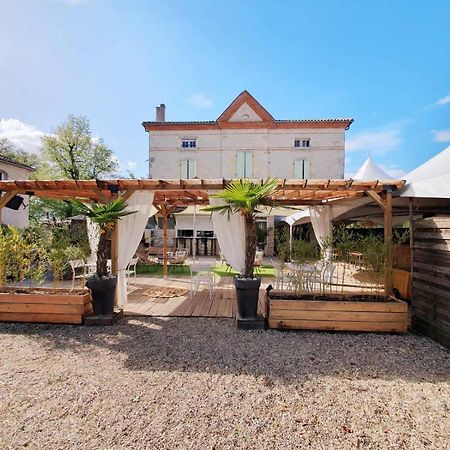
top-left (0, 138), bottom-right (40, 168)
top-left (203, 179), bottom-right (279, 278)
top-left (41, 115), bottom-right (118, 180)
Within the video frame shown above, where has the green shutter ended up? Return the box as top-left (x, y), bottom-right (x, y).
top-left (180, 160), bottom-right (188, 178)
top-left (245, 152), bottom-right (253, 178)
top-left (294, 160), bottom-right (304, 179)
top-left (188, 160), bottom-right (197, 179)
top-left (303, 160), bottom-right (311, 179)
top-left (237, 152), bottom-right (245, 178)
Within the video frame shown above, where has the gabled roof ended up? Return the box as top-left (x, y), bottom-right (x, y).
top-left (142, 90), bottom-right (354, 131)
top-left (216, 90), bottom-right (274, 123)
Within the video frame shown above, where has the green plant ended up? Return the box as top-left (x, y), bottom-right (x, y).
top-left (203, 179), bottom-right (279, 278)
top-left (71, 199), bottom-right (135, 277)
top-left (291, 239), bottom-right (319, 264)
top-left (0, 226), bottom-right (48, 287)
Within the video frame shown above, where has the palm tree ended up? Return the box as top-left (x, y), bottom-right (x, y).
top-left (71, 199), bottom-right (135, 277)
top-left (204, 179), bottom-right (279, 278)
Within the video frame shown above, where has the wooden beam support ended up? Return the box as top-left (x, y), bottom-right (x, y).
top-left (366, 190), bottom-right (387, 209)
top-left (384, 190), bottom-right (393, 296)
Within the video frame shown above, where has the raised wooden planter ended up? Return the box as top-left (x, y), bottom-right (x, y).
top-left (267, 291), bottom-right (408, 332)
top-left (0, 288), bottom-right (93, 324)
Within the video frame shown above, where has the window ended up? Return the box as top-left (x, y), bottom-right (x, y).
top-left (237, 151), bottom-right (253, 178)
top-left (181, 139), bottom-right (197, 148)
top-left (0, 170), bottom-right (8, 181)
top-left (294, 159), bottom-right (311, 179)
top-left (180, 160), bottom-right (197, 179)
top-left (294, 139), bottom-right (310, 148)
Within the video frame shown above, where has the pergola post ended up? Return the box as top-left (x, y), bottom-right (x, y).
top-left (162, 205), bottom-right (168, 278)
top-left (384, 190), bottom-right (393, 296)
top-left (111, 220), bottom-right (119, 305)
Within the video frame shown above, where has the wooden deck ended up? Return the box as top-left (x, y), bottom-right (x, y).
top-left (124, 283), bottom-right (267, 318)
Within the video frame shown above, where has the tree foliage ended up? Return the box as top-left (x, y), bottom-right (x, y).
top-left (0, 138), bottom-right (39, 168)
top-left (41, 115), bottom-right (118, 180)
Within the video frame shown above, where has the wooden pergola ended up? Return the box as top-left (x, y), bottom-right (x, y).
top-left (0, 178), bottom-right (405, 293)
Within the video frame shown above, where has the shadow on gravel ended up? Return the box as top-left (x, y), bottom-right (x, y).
top-left (1, 317), bottom-right (449, 384)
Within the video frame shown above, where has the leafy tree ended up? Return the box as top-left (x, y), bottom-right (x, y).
top-left (41, 115), bottom-right (118, 180)
top-left (0, 138), bottom-right (40, 168)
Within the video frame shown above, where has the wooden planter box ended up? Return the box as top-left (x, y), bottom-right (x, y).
top-left (267, 291), bottom-right (408, 333)
top-left (0, 288), bottom-right (93, 325)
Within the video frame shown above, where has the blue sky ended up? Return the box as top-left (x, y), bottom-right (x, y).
top-left (1, 0), bottom-right (449, 178)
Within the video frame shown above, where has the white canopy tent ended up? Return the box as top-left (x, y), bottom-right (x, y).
top-left (401, 146), bottom-right (450, 198)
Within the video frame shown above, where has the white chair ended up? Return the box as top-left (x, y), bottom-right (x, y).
top-left (126, 257), bottom-right (139, 284)
top-left (189, 263), bottom-right (215, 300)
top-left (69, 259), bottom-right (86, 289)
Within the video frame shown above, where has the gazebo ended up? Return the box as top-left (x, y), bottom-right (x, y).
top-left (0, 177), bottom-right (405, 299)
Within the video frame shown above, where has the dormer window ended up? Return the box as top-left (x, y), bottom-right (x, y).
top-left (181, 139), bottom-right (197, 149)
top-left (294, 139), bottom-right (310, 148)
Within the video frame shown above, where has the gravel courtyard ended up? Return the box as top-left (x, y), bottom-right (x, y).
top-left (1, 318), bottom-right (449, 450)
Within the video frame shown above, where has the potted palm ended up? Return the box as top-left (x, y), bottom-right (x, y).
top-left (71, 199), bottom-right (135, 316)
top-left (204, 179), bottom-right (278, 319)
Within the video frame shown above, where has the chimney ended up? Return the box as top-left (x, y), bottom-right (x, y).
top-left (156, 103), bottom-right (166, 122)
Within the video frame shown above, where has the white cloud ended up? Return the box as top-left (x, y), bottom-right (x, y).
top-left (186, 94), bottom-right (214, 109)
top-left (436, 94), bottom-right (450, 106)
top-left (346, 127), bottom-right (402, 155)
top-left (126, 160), bottom-right (137, 170)
top-left (0, 118), bottom-right (47, 154)
top-left (432, 129), bottom-right (450, 142)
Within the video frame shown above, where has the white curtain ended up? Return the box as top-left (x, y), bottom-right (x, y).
top-left (209, 197), bottom-right (245, 273)
top-left (117, 191), bottom-right (156, 307)
top-left (309, 205), bottom-right (333, 248)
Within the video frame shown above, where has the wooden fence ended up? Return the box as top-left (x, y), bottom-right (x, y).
top-left (412, 217), bottom-right (450, 347)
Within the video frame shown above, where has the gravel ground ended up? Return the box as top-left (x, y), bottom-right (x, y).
top-left (1, 318), bottom-right (449, 450)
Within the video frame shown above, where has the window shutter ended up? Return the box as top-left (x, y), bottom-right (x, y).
top-left (237, 152), bottom-right (245, 178)
top-left (303, 160), bottom-right (311, 179)
top-left (180, 160), bottom-right (188, 178)
top-left (294, 160), bottom-right (304, 179)
top-left (188, 160), bottom-right (197, 179)
top-left (245, 152), bottom-right (253, 178)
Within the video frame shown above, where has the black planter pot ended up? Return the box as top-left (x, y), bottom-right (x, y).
top-left (234, 277), bottom-right (261, 319)
top-left (86, 276), bottom-right (117, 316)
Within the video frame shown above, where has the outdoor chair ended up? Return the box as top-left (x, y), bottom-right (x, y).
top-left (69, 259), bottom-right (87, 289)
top-left (168, 251), bottom-right (187, 273)
top-left (126, 257), bottom-right (139, 284)
top-left (189, 263), bottom-right (215, 300)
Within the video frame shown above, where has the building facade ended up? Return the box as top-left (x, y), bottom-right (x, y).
top-left (0, 156), bottom-right (34, 228)
top-left (143, 91), bottom-right (353, 180)
top-left (142, 91), bottom-right (353, 256)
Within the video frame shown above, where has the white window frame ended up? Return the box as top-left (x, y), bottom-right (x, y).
top-left (181, 139), bottom-right (197, 149)
top-left (294, 138), bottom-right (310, 148)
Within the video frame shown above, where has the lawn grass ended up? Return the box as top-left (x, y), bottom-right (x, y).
top-left (136, 262), bottom-right (275, 277)
top-left (212, 263), bottom-right (275, 277)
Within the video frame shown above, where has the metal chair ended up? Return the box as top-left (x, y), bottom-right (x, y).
top-left (69, 259), bottom-right (86, 289)
top-left (189, 263), bottom-right (215, 300)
